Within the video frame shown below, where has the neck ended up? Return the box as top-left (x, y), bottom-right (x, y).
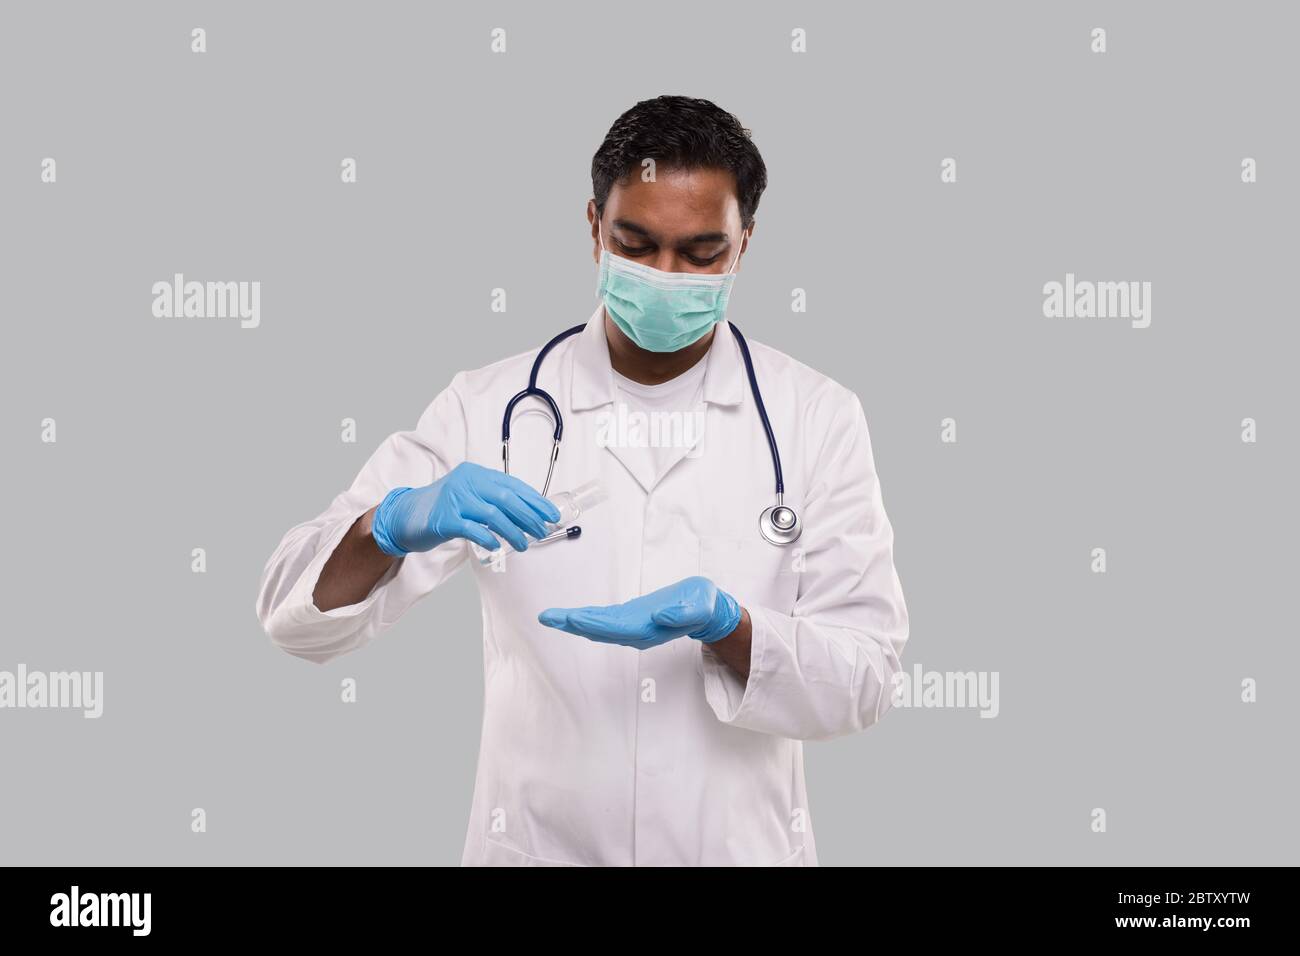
top-left (603, 311), bottom-right (714, 385)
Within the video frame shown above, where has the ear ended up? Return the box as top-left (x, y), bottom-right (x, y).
top-left (587, 200), bottom-right (602, 264)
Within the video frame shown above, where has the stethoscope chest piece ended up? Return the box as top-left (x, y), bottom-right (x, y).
top-left (759, 503), bottom-right (801, 546)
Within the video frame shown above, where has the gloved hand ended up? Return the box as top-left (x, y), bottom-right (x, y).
top-left (371, 462), bottom-right (561, 557)
top-left (538, 576), bottom-right (742, 648)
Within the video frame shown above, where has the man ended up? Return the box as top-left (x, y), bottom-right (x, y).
top-left (256, 95), bottom-right (908, 866)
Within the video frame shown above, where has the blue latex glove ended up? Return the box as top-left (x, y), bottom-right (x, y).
top-left (371, 462), bottom-right (561, 556)
top-left (538, 576), bottom-right (742, 648)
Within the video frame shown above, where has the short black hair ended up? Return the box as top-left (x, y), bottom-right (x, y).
top-left (591, 96), bottom-right (768, 230)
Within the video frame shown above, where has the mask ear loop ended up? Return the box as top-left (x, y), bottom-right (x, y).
top-left (726, 229), bottom-right (746, 274)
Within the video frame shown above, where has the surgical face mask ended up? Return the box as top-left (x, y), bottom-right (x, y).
top-left (595, 220), bottom-right (744, 353)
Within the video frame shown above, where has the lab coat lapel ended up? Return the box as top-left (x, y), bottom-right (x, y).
top-left (650, 322), bottom-right (746, 488)
top-left (567, 308), bottom-right (653, 492)
top-left (567, 311), bottom-right (747, 495)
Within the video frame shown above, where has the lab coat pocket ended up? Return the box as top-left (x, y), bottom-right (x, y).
top-left (769, 844), bottom-right (807, 867)
top-left (698, 537), bottom-right (801, 617)
top-left (481, 836), bottom-right (585, 867)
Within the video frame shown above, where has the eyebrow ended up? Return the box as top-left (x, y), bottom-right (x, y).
top-left (612, 219), bottom-right (732, 245)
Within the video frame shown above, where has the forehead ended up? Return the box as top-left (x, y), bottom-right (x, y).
top-left (605, 167), bottom-right (741, 235)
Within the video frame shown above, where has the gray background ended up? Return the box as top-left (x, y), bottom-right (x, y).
top-left (2, 0), bottom-right (1295, 865)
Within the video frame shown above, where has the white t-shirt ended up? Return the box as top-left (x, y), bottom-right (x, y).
top-left (609, 356), bottom-right (708, 488)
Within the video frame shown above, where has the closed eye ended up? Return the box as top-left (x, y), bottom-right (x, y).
top-left (615, 240), bottom-right (654, 256)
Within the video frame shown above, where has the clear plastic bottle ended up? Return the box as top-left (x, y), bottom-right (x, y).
top-left (475, 479), bottom-right (609, 566)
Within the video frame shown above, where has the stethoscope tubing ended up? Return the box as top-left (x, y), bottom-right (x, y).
top-left (499, 321), bottom-right (785, 501)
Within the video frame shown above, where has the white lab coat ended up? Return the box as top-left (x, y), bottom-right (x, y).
top-left (256, 308), bottom-right (908, 866)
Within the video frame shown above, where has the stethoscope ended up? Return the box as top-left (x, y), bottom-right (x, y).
top-left (501, 321), bottom-right (801, 546)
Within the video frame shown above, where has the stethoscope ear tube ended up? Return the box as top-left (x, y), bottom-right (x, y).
top-left (501, 390), bottom-right (561, 494)
top-left (500, 324), bottom-right (586, 497)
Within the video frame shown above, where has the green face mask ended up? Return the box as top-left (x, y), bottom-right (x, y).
top-left (596, 221), bottom-right (744, 352)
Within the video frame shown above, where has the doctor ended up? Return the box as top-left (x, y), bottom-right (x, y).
top-left (256, 95), bottom-right (908, 867)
